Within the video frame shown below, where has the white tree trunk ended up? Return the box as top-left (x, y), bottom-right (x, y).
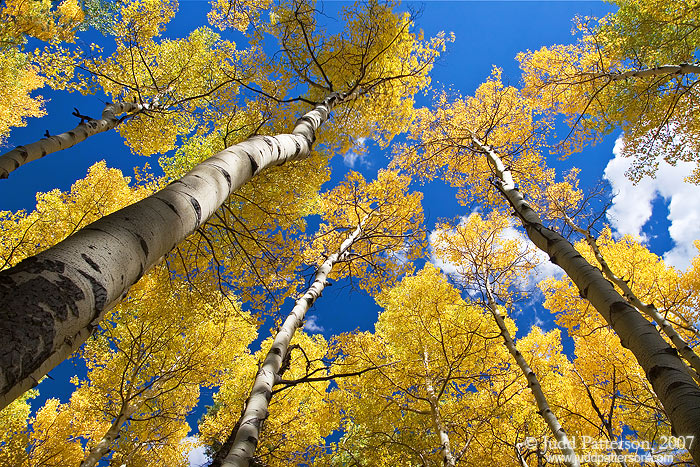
top-left (562, 216), bottom-right (700, 382)
top-left (588, 63), bottom-right (700, 82)
top-left (219, 221), bottom-right (364, 467)
top-left (468, 132), bottom-right (700, 463)
top-left (79, 396), bottom-right (145, 467)
top-left (0, 94), bottom-right (344, 410)
top-left (0, 102), bottom-right (144, 179)
top-left (484, 284), bottom-right (579, 467)
top-left (422, 350), bottom-right (456, 467)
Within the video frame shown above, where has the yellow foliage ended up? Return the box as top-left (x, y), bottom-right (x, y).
top-left (322, 265), bottom-right (510, 465)
top-left (518, 1), bottom-right (700, 183)
top-left (208, 0), bottom-right (271, 32)
top-left (115, 0), bottom-right (178, 40)
top-left (0, 161), bottom-right (160, 271)
top-left (394, 69), bottom-right (554, 211)
top-left (0, 389), bottom-right (37, 465)
top-left (22, 265), bottom-right (257, 466)
top-left (432, 210), bottom-right (540, 303)
top-left (309, 169), bottom-right (425, 294)
top-left (0, 49), bottom-right (46, 144)
top-left (0, 0), bottom-right (84, 44)
top-left (269, 0), bottom-right (450, 155)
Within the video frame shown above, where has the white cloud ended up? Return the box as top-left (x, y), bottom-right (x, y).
top-left (303, 314), bottom-right (325, 333)
top-left (185, 437), bottom-right (210, 467)
top-left (604, 135), bottom-right (700, 270)
top-left (342, 137), bottom-right (369, 168)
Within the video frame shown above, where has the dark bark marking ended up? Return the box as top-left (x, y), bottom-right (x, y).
top-left (159, 197), bottom-right (179, 215)
top-left (293, 138), bottom-right (302, 157)
top-left (262, 136), bottom-right (274, 153)
top-left (80, 253), bottom-right (101, 273)
top-left (77, 269), bottom-right (107, 312)
top-left (647, 364), bottom-right (670, 382)
top-left (246, 152), bottom-right (259, 176)
top-left (18, 147), bottom-right (28, 161)
top-left (666, 380), bottom-right (694, 397)
top-left (607, 300), bottom-right (631, 328)
top-left (135, 233), bottom-right (149, 258)
top-left (214, 165), bottom-right (232, 191)
top-left (0, 258), bottom-right (86, 392)
top-left (188, 195), bottom-right (202, 225)
top-left (40, 149), bottom-right (46, 158)
top-left (12, 159), bottom-right (19, 169)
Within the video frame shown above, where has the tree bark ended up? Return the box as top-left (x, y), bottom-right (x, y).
top-left (484, 282), bottom-right (579, 467)
top-left (217, 221), bottom-right (364, 467)
top-left (588, 63), bottom-right (700, 82)
top-left (0, 93), bottom-right (345, 410)
top-left (422, 350), bottom-right (457, 467)
top-left (561, 214), bottom-right (700, 383)
top-left (0, 101), bottom-right (144, 179)
top-left (468, 132), bottom-right (700, 464)
top-left (79, 396), bottom-right (145, 467)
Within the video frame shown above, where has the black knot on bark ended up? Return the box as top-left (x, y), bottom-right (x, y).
top-left (662, 346), bottom-right (679, 357)
top-left (578, 286), bottom-right (588, 299)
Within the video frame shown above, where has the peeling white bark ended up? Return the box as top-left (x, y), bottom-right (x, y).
top-left (0, 94), bottom-right (345, 411)
top-left (0, 102), bottom-right (144, 179)
top-left (485, 283), bottom-right (579, 467)
top-left (468, 132), bottom-right (700, 463)
top-left (219, 221), bottom-right (364, 467)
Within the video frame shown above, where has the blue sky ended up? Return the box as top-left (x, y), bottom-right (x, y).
top-left (5, 0), bottom-right (700, 464)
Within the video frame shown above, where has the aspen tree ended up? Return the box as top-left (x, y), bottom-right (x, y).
top-left (469, 133), bottom-right (700, 464)
top-left (394, 74), bottom-right (700, 462)
top-left (550, 200), bottom-right (700, 380)
top-left (432, 212), bottom-right (580, 467)
top-left (0, 0), bottom-right (443, 409)
top-left (518, 0), bottom-right (700, 182)
top-left (4, 24), bottom-right (246, 178)
top-left (0, 102), bottom-right (145, 179)
top-left (541, 278), bottom-right (690, 464)
top-left (322, 265), bottom-right (509, 466)
top-left (214, 169), bottom-right (424, 466)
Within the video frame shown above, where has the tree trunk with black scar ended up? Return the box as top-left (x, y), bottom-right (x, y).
top-left (468, 132), bottom-right (700, 464)
top-left (0, 93), bottom-right (345, 410)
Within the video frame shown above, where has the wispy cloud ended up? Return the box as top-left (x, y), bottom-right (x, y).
top-left (342, 137), bottom-right (369, 168)
top-left (185, 437), bottom-right (210, 467)
top-left (304, 314), bottom-right (325, 333)
top-left (604, 135), bottom-right (700, 270)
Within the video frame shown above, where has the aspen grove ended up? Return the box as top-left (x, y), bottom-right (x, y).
top-left (1, 0), bottom-right (700, 466)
